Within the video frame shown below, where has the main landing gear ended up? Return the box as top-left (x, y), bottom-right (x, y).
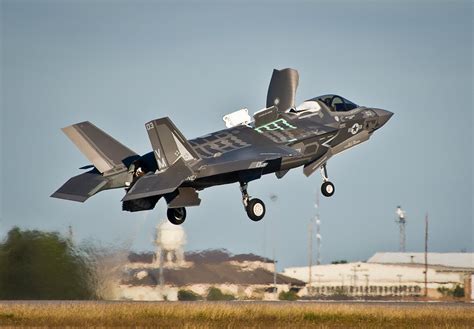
top-left (240, 182), bottom-right (266, 222)
top-left (167, 207), bottom-right (186, 225)
top-left (320, 164), bottom-right (335, 197)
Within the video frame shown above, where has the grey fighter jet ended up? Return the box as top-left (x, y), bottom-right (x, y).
top-left (51, 68), bottom-right (392, 225)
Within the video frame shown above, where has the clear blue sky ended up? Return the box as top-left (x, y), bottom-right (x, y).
top-left (1, 0), bottom-right (472, 269)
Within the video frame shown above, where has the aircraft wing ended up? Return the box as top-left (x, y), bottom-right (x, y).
top-left (123, 144), bottom-right (300, 202)
top-left (124, 121), bottom-right (302, 201)
top-left (197, 143), bottom-right (301, 177)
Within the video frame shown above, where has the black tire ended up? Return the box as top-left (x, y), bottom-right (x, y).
top-left (321, 181), bottom-right (335, 197)
top-left (167, 207), bottom-right (186, 225)
top-left (246, 198), bottom-right (266, 222)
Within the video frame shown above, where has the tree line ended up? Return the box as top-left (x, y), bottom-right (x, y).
top-left (0, 227), bottom-right (96, 299)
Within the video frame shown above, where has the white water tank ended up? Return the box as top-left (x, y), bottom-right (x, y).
top-left (156, 220), bottom-right (186, 251)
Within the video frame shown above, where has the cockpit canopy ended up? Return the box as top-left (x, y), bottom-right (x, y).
top-left (310, 94), bottom-right (359, 112)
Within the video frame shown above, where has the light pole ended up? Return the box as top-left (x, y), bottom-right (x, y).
top-left (397, 274), bottom-right (403, 299)
top-left (424, 213), bottom-right (429, 298)
top-left (364, 274), bottom-right (370, 297)
top-left (314, 274), bottom-right (324, 295)
top-left (273, 248), bottom-right (278, 298)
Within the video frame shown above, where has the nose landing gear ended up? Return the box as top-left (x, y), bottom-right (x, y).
top-left (240, 182), bottom-right (266, 221)
top-left (320, 164), bottom-right (335, 197)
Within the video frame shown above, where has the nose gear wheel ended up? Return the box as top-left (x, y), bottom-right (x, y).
top-left (320, 164), bottom-right (335, 197)
top-left (240, 182), bottom-right (266, 221)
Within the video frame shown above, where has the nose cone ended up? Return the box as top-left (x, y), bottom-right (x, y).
top-left (373, 108), bottom-right (393, 129)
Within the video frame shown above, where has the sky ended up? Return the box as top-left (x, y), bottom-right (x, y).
top-left (1, 0), bottom-right (472, 269)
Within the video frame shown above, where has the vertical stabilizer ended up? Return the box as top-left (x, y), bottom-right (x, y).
top-left (145, 117), bottom-right (200, 170)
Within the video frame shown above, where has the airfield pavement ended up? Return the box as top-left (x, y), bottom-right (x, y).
top-left (0, 300), bottom-right (473, 328)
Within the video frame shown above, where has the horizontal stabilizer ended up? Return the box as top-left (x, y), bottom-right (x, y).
top-left (122, 159), bottom-right (193, 201)
top-left (51, 170), bottom-right (108, 202)
top-left (62, 121), bottom-right (138, 173)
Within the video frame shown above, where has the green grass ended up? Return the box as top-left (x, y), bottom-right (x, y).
top-left (0, 302), bottom-right (472, 328)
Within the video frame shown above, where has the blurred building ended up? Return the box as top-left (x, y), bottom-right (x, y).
top-left (119, 249), bottom-right (304, 301)
top-left (368, 252), bottom-right (473, 269)
top-left (282, 252), bottom-right (473, 300)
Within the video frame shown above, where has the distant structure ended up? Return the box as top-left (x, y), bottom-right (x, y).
top-left (424, 213), bottom-right (429, 297)
top-left (155, 220), bottom-right (186, 267)
top-left (315, 194), bottom-right (321, 265)
top-left (122, 249), bottom-right (304, 301)
top-left (308, 193), bottom-right (321, 295)
top-left (395, 206), bottom-right (406, 252)
top-left (284, 252), bottom-right (474, 300)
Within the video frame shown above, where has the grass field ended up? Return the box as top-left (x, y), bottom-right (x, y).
top-left (0, 301), bottom-right (472, 328)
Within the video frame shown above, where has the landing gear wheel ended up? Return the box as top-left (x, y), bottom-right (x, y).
top-left (246, 198), bottom-right (266, 222)
top-left (321, 181), bottom-right (335, 197)
top-left (167, 207), bottom-right (186, 225)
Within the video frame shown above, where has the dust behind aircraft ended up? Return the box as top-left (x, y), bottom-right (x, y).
top-left (51, 68), bottom-right (392, 224)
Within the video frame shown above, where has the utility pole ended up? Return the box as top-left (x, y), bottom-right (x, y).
top-left (364, 274), bottom-right (370, 297)
top-left (308, 192), bottom-right (321, 297)
top-left (424, 213), bottom-right (429, 298)
top-left (308, 220), bottom-right (313, 296)
top-left (397, 274), bottom-right (403, 299)
top-left (315, 274), bottom-right (324, 292)
top-left (273, 247), bottom-right (277, 297)
top-left (351, 265), bottom-right (359, 286)
top-left (159, 247), bottom-right (164, 289)
top-left (315, 194), bottom-right (321, 265)
top-left (339, 273), bottom-right (345, 286)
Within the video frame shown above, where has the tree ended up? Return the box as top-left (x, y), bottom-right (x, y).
top-left (206, 287), bottom-right (235, 301)
top-left (331, 260), bottom-right (348, 264)
top-left (437, 284), bottom-right (465, 298)
top-left (0, 227), bottom-right (95, 299)
top-left (452, 284), bottom-right (465, 298)
top-left (178, 289), bottom-right (202, 301)
top-left (278, 290), bottom-right (299, 301)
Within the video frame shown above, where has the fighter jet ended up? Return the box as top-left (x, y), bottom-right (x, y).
top-left (51, 68), bottom-right (392, 225)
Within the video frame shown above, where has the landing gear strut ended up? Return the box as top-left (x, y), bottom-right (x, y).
top-left (167, 207), bottom-right (186, 225)
top-left (240, 182), bottom-right (266, 222)
top-left (320, 164), bottom-right (335, 197)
